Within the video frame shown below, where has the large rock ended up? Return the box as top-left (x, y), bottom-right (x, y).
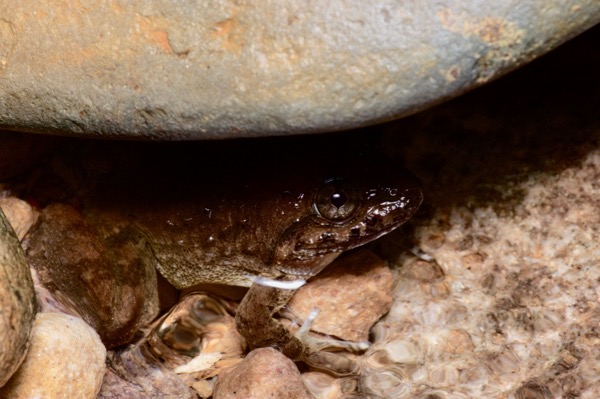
top-left (0, 1), bottom-right (598, 139)
top-left (0, 207), bottom-right (35, 387)
top-left (25, 204), bottom-right (160, 348)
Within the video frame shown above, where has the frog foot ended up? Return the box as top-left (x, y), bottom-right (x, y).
top-left (295, 308), bottom-right (370, 353)
top-left (295, 308), bottom-right (368, 376)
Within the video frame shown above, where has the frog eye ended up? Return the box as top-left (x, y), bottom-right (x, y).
top-left (314, 180), bottom-right (360, 222)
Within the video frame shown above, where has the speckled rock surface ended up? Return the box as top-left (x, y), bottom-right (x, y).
top-left (0, 207), bottom-right (35, 387)
top-left (364, 25), bottom-right (600, 398)
top-left (213, 347), bottom-right (313, 399)
top-left (0, 1), bottom-right (598, 139)
top-left (0, 312), bottom-right (106, 399)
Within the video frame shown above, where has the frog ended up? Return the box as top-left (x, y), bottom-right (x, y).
top-left (24, 135), bottom-right (423, 364)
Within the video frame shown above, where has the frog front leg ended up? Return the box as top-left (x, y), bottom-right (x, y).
top-left (235, 282), bottom-right (364, 376)
top-left (235, 282), bottom-right (306, 360)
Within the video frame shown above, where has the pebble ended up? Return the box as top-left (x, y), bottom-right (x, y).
top-left (0, 312), bottom-right (106, 398)
top-left (0, 196), bottom-right (38, 240)
top-left (213, 347), bottom-right (313, 399)
top-left (283, 249), bottom-right (394, 342)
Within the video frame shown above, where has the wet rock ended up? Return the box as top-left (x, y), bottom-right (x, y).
top-left (151, 293), bottom-right (246, 372)
top-left (213, 347), bottom-right (313, 399)
top-left (25, 203), bottom-right (159, 347)
top-left (302, 372), bottom-right (359, 399)
top-left (100, 292), bottom-right (245, 398)
top-left (0, 207), bottom-right (35, 387)
top-left (0, 312), bottom-right (106, 398)
top-left (283, 249), bottom-right (394, 342)
top-left (0, 2), bottom-right (598, 139)
top-left (99, 348), bottom-right (196, 399)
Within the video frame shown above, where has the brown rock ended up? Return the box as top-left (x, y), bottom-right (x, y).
top-left (25, 203), bottom-right (159, 347)
top-left (0, 312), bottom-right (106, 399)
top-left (99, 349), bottom-right (196, 399)
top-left (284, 249), bottom-right (394, 342)
top-left (0, 207), bottom-right (35, 387)
top-left (213, 347), bottom-right (313, 399)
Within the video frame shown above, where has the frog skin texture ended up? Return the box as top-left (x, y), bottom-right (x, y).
top-left (29, 137), bottom-right (423, 360)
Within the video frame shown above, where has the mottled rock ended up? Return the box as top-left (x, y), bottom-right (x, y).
top-left (99, 348), bottom-right (196, 399)
top-left (0, 197), bottom-right (38, 240)
top-left (213, 347), bottom-right (313, 399)
top-left (0, 312), bottom-right (106, 399)
top-left (0, 207), bottom-right (35, 387)
top-left (284, 249), bottom-right (394, 342)
top-left (368, 26), bottom-right (600, 397)
top-left (25, 203), bottom-right (159, 347)
top-left (0, 2), bottom-right (598, 138)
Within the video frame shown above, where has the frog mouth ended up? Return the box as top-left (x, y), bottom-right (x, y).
top-left (275, 252), bottom-right (342, 277)
top-left (275, 194), bottom-right (422, 265)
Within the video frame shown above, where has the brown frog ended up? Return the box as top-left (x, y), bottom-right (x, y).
top-left (25, 136), bottom-right (423, 362)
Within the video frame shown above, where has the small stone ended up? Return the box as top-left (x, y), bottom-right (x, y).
top-left (25, 203), bottom-right (159, 347)
top-left (0, 207), bottom-right (36, 387)
top-left (302, 372), bottom-right (359, 399)
top-left (213, 347), bottom-right (313, 399)
top-left (283, 249), bottom-right (394, 342)
top-left (0, 196), bottom-right (38, 240)
top-left (0, 312), bottom-right (106, 399)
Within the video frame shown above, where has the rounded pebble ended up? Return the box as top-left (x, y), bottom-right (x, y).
top-left (213, 347), bottom-right (313, 399)
top-left (0, 312), bottom-right (107, 399)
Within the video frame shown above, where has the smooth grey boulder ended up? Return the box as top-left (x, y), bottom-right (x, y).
top-left (0, 1), bottom-right (598, 139)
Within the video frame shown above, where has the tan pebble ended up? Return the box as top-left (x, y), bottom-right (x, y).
top-left (401, 258), bottom-right (445, 282)
top-left (284, 249), bottom-right (394, 342)
top-left (442, 329), bottom-right (475, 354)
top-left (302, 372), bottom-right (358, 399)
top-left (0, 208), bottom-right (36, 387)
top-left (213, 347), bottom-right (313, 399)
top-left (0, 197), bottom-right (38, 241)
top-left (360, 367), bottom-right (410, 398)
top-left (0, 312), bottom-right (106, 398)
